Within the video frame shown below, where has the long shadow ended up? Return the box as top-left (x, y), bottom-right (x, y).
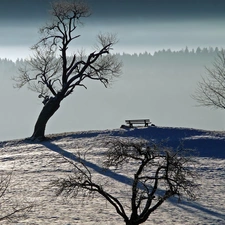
top-left (43, 141), bottom-right (133, 185)
top-left (177, 200), bottom-right (225, 221)
top-left (42, 141), bottom-right (225, 221)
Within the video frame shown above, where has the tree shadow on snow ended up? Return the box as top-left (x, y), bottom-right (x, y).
top-left (42, 141), bottom-right (225, 222)
top-left (42, 141), bottom-right (133, 185)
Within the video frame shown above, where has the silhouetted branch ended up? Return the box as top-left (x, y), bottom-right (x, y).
top-left (193, 49), bottom-right (225, 109)
top-left (0, 170), bottom-right (33, 222)
top-left (51, 138), bottom-right (198, 225)
top-left (14, 0), bottom-right (121, 101)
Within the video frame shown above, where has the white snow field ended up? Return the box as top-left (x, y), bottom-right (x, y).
top-left (0, 126), bottom-right (225, 224)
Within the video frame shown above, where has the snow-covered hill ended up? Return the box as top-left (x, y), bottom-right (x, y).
top-left (0, 126), bottom-right (225, 224)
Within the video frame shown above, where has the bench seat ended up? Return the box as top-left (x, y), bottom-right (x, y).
top-left (125, 119), bottom-right (150, 127)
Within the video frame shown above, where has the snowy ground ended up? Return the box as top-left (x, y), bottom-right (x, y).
top-left (0, 126), bottom-right (225, 224)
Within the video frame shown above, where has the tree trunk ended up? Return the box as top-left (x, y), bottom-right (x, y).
top-left (125, 217), bottom-right (140, 225)
top-left (31, 97), bottom-right (61, 141)
top-left (126, 221), bottom-right (139, 225)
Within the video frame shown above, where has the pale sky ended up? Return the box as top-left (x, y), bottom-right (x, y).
top-left (1, 0), bottom-right (225, 60)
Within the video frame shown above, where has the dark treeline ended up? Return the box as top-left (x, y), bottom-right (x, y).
top-left (117, 47), bottom-right (220, 67)
top-left (0, 47), bottom-right (221, 79)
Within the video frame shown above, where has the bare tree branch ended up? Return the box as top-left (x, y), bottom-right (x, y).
top-left (14, 0), bottom-right (121, 102)
top-left (193, 49), bottom-right (225, 109)
top-left (0, 170), bottom-right (33, 222)
top-left (51, 138), bottom-right (198, 225)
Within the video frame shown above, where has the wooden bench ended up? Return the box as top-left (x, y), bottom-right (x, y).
top-left (125, 119), bottom-right (150, 128)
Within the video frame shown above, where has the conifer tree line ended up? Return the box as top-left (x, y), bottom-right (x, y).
top-left (0, 46), bottom-right (221, 74)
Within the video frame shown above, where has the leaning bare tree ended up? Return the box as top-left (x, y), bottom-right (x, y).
top-left (193, 49), bottom-right (225, 109)
top-left (52, 138), bottom-right (198, 225)
top-left (14, 0), bottom-right (122, 140)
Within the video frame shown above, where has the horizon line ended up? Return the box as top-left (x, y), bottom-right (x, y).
top-left (0, 46), bottom-right (224, 62)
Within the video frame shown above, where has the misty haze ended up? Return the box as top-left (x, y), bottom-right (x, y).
top-left (0, 48), bottom-right (224, 141)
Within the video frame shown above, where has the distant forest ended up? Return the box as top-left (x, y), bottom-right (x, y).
top-left (0, 47), bottom-right (221, 79)
top-left (117, 47), bottom-right (221, 68)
